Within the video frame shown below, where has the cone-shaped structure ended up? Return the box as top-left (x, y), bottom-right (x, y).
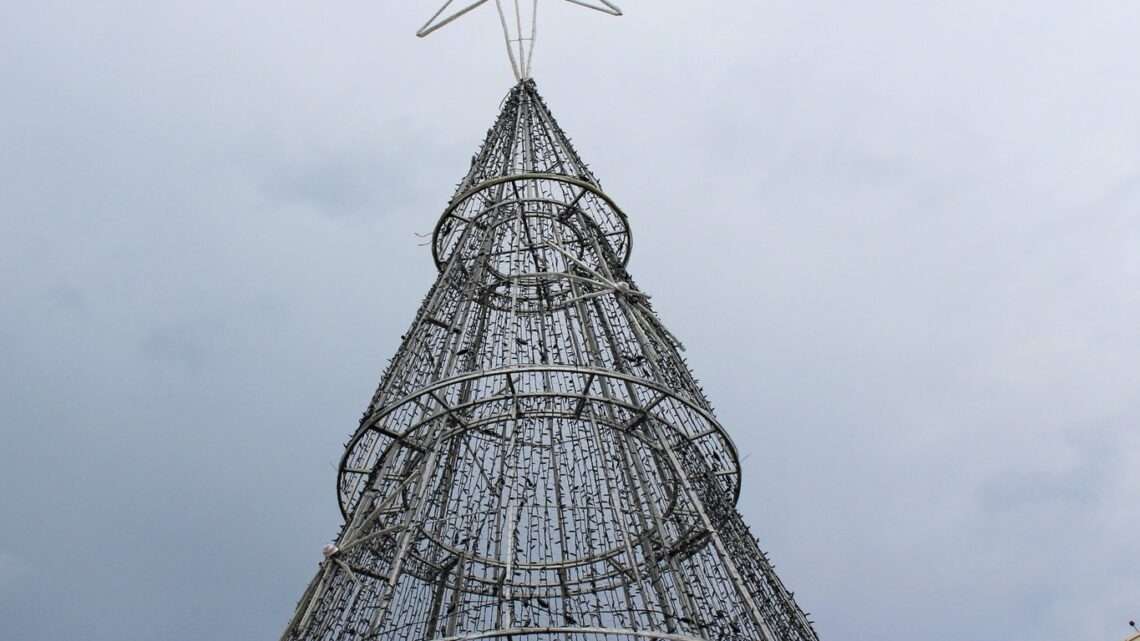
top-left (281, 81), bottom-right (819, 641)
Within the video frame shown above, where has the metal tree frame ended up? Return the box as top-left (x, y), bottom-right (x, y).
top-left (280, 81), bottom-right (819, 641)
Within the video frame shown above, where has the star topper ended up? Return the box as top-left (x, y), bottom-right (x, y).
top-left (417, 0), bottom-right (622, 81)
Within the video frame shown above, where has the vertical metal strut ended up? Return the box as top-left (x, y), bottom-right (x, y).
top-left (280, 80), bottom-right (820, 641)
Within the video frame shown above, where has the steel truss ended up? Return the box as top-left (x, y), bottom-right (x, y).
top-left (281, 80), bottom-right (819, 641)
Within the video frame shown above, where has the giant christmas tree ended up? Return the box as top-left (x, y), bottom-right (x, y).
top-left (281, 5), bottom-right (819, 641)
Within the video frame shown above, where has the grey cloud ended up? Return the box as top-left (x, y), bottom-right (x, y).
top-left (2, 2), bottom-right (1139, 641)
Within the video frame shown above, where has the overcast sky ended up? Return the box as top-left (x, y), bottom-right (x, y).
top-left (2, 1), bottom-right (1139, 640)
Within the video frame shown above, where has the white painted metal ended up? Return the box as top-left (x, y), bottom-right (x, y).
top-left (417, 0), bottom-right (622, 80)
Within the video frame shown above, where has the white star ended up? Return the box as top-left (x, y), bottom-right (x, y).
top-left (417, 0), bottom-right (622, 81)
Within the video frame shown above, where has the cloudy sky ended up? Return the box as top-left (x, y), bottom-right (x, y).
top-left (2, 1), bottom-right (1139, 640)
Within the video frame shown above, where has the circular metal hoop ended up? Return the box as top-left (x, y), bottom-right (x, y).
top-left (334, 368), bottom-right (741, 595)
top-left (339, 367), bottom-right (742, 518)
top-left (432, 173), bottom-right (632, 271)
top-left (335, 368), bottom-right (742, 593)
